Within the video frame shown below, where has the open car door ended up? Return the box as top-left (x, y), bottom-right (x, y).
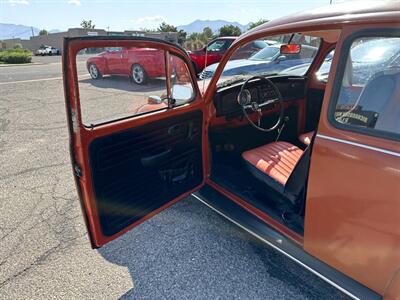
top-left (63, 37), bottom-right (207, 248)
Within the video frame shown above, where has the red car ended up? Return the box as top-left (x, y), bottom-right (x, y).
top-left (188, 37), bottom-right (268, 74)
top-left (86, 47), bottom-right (165, 84)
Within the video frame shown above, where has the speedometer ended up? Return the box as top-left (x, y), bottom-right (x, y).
top-left (237, 89), bottom-right (252, 106)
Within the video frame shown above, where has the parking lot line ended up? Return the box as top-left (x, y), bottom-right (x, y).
top-left (0, 74), bottom-right (90, 85)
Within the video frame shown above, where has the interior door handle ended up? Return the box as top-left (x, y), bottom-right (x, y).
top-left (141, 148), bottom-right (172, 167)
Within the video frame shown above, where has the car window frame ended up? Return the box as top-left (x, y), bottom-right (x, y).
top-left (327, 28), bottom-right (400, 142)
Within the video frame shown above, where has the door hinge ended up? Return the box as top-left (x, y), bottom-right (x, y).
top-left (74, 164), bottom-right (83, 178)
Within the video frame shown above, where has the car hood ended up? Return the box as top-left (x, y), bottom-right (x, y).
top-left (209, 59), bottom-right (273, 72)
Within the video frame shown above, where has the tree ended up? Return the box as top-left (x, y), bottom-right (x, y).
top-left (39, 29), bottom-right (48, 36)
top-left (157, 22), bottom-right (186, 46)
top-left (219, 25), bottom-right (241, 37)
top-left (158, 22), bottom-right (177, 32)
top-left (81, 20), bottom-right (95, 29)
top-left (248, 19), bottom-right (269, 30)
top-left (177, 30), bottom-right (187, 46)
top-left (202, 27), bottom-right (214, 40)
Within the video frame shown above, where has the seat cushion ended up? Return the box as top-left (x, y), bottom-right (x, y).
top-left (242, 142), bottom-right (303, 186)
top-left (298, 131), bottom-right (314, 146)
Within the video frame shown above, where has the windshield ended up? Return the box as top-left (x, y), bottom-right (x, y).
top-left (249, 46), bottom-right (279, 61)
top-left (208, 33), bottom-right (321, 86)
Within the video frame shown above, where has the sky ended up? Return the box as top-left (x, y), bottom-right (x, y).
top-left (1, 0), bottom-right (341, 32)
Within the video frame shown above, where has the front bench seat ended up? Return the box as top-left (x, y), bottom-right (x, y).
top-left (242, 141), bottom-right (311, 205)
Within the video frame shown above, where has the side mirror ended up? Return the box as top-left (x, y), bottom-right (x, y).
top-left (147, 95), bottom-right (162, 104)
top-left (276, 55), bottom-right (287, 63)
top-left (172, 84), bottom-right (193, 101)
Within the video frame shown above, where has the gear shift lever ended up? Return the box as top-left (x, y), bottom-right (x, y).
top-left (275, 116), bottom-right (289, 142)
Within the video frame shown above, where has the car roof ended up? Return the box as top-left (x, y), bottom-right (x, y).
top-left (238, 1), bottom-right (400, 42)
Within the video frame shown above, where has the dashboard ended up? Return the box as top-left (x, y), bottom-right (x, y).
top-left (213, 75), bottom-right (306, 118)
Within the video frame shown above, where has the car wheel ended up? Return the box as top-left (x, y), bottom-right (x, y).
top-left (89, 64), bottom-right (102, 79)
top-left (131, 64), bottom-right (148, 85)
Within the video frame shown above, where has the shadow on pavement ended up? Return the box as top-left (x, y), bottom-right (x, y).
top-left (97, 197), bottom-right (349, 300)
top-left (79, 76), bottom-right (166, 93)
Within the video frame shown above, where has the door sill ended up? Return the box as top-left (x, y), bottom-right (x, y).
top-left (192, 184), bottom-right (381, 300)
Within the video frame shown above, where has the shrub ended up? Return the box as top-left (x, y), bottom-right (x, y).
top-left (0, 48), bottom-right (32, 64)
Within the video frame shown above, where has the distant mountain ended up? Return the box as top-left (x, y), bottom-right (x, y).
top-left (177, 19), bottom-right (251, 34)
top-left (0, 23), bottom-right (40, 40)
top-left (0, 23), bottom-right (62, 40)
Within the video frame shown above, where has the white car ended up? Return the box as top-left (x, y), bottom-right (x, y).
top-left (35, 45), bottom-right (60, 56)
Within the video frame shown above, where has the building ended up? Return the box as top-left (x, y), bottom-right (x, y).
top-left (0, 28), bottom-right (178, 53)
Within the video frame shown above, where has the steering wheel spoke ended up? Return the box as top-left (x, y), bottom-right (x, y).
top-left (237, 76), bottom-right (284, 132)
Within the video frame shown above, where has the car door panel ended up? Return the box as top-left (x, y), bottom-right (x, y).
top-left (89, 110), bottom-right (203, 236)
top-left (63, 37), bottom-right (206, 248)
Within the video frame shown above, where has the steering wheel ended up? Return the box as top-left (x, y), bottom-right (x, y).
top-left (238, 76), bottom-right (284, 132)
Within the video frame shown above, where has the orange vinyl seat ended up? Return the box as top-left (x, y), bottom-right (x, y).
top-left (298, 131), bottom-right (314, 146)
top-left (242, 142), bottom-right (304, 186)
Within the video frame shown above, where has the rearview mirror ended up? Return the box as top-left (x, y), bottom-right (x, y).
top-left (280, 44), bottom-right (301, 55)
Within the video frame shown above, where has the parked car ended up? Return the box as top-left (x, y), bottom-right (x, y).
top-left (284, 38), bottom-right (400, 83)
top-left (86, 47), bottom-right (166, 84)
top-left (200, 44), bottom-right (318, 79)
top-left (35, 45), bottom-right (60, 56)
top-left (63, 2), bottom-right (400, 299)
top-left (188, 37), bottom-right (267, 74)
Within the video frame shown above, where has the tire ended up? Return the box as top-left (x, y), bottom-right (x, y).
top-left (131, 64), bottom-right (148, 85)
top-left (88, 64), bottom-right (102, 79)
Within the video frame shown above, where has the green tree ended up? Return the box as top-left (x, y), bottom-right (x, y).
top-left (202, 27), bottom-right (214, 40)
top-left (219, 25), bottom-right (241, 37)
top-left (158, 22), bottom-right (177, 32)
top-left (157, 22), bottom-right (186, 46)
top-left (80, 20), bottom-right (95, 29)
top-left (39, 29), bottom-right (48, 36)
top-left (177, 30), bottom-right (187, 46)
top-left (248, 19), bottom-right (269, 30)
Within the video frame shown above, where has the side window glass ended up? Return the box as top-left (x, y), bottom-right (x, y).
top-left (78, 46), bottom-right (195, 126)
top-left (206, 40), bottom-right (226, 52)
top-left (332, 37), bottom-right (400, 137)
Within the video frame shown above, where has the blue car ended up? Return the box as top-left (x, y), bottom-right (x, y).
top-left (199, 44), bottom-right (318, 79)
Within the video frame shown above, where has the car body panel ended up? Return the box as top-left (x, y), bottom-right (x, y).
top-left (86, 47), bottom-right (165, 78)
top-left (304, 24), bottom-right (400, 295)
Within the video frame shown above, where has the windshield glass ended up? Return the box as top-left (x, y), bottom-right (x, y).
top-left (250, 46), bottom-right (279, 61)
top-left (200, 33), bottom-right (321, 86)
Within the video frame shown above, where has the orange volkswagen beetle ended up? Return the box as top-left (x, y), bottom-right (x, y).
top-left (63, 2), bottom-right (400, 299)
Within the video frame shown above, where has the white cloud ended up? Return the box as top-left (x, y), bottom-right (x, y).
top-left (130, 15), bottom-right (165, 25)
top-left (8, 0), bottom-right (29, 5)
top-left (67, 0), bottom-right (81, 6)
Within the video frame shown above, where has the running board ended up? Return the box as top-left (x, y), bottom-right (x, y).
top-left (192, 184), bottom-right (381, 300)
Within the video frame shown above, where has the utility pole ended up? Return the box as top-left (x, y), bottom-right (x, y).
top-left (31, 26), bottom-right (35, 37)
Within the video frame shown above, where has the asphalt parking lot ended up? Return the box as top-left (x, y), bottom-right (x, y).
top-left (0, 56), bottom-right (349, 299)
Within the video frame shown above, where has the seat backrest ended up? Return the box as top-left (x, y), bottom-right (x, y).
top-left (284, 142), bottom-right (312, 201)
